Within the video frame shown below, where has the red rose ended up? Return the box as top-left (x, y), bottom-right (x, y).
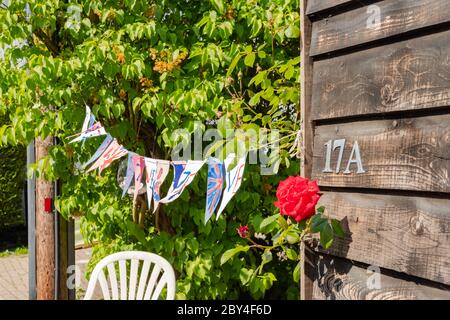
top-left (274, 176), bottom-right (320, 222)
top-left (237, 225), bottom-right (249, 238)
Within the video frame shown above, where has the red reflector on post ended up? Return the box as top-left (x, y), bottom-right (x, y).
top-left (44, 197), bottom-right (52, 213)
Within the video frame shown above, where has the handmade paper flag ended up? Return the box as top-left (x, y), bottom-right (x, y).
top-left (121, 152), bottom-right (135, 198)
top-left (144, 158), bottom-right (157, 209)
top-left (160, 160), bottom-right (204, 204)
top-left (82, 134), bottom-right (113, 170)
top-left (86, 139), bottom-right (127, 174)
top-left (152, 160), bottom-right (170, 213)
top-left (82, 105), bottom-right (96, 132)
top-left (69, 122), bottom-right (107, 144)
top-left (205, 157), bottom-right (225, 224)
top-left (132, 155), bottom-right (145, 205)
top-left (216, 153), bottom-right (246, 220)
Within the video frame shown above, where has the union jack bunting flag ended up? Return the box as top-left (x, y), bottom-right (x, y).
top-left (82, 134), bottom-right (113, 170)
top-left (216, 153), bottom-right (246, 220)
top-left (144, 157), bottom-right (157, 210)
top-left (82, 105), bottom-right (96, 132)
top-left (152, 160), bottom-right (170, 213)
top-left (205, 157), bottom-right (225, 224)
top-left (69, 121), bottom-right (107, 144)
top-left (86, 139), bottom-right (128, 174)
top-left (121, 152), bottom-right (135, 198)
top-left (132, 155), bottom-right (145, 205)
top-left (160, 160), bottom-right (204, 204)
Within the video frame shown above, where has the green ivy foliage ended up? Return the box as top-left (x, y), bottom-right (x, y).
top-left (0, 115), bottom-right (26, 229)
top-left (0, 0), bottom-right (300, 299)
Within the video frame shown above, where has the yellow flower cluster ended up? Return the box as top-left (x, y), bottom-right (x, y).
top-left (112, 45), bottom-right (125, 64)
top-left (149, 48), bottom-right (188, 74)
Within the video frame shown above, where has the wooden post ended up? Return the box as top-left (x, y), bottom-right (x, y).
top-left (35, 136), bottom-right (55, 300)
top-left (300, 0), bottom-right (314, 300)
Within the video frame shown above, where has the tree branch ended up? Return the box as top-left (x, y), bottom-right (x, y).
top-left (33, 28), bottom-right (59, 56)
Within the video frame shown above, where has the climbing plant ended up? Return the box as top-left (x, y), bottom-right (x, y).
top-left (0, 0), bottom-right (303, 299)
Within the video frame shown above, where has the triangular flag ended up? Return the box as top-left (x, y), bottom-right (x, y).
top-left (132, 155), bottom-right (145, 206)
top-left (69, 121), bottom-right (106, 144)
top-left (205, 157), bottom-right (225, 224)
top-left (82, 105), bottom-right (95, 132)
top-left (144, 157), bottom-right (157, 210)
top-left (82, 134), bottom-right (113, 170)
top-left (121, 152), bottom-right (135, 198)
top-left (216, 153), bottom-right (246, 220)
top-left (160, 160), bottom-right (204, 204)
top-left (86, 139), bottom-right (127, 174)
top-left (152, 160), bottom-right (170, 213)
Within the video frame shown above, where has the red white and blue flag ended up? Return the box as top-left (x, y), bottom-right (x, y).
top-left (69, 121), bottom-right (106, 144)
top-left (82, 134), bottom-right (113, 170)
top-left (86, 139), bottom-right (127, 174)
top-left (132, 155), bottom-right (145, 205)
top-left (216, 153), bottom-right (246, 220)
top-left (160, 160), bottom-right (204, 204)
top-left (205, 157), bottom-right (225, 224)
top-left (145, 158), bottom-right (170, 213)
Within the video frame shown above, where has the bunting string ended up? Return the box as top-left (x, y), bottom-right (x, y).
top-left (68, 105), bottom-right (299, 224)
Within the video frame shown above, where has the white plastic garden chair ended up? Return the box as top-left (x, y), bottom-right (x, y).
top-left (84, 251), bottom-right (176, 300)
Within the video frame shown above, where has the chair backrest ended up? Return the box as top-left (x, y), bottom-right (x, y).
top-left (84, 251), bottom-right (176, 300)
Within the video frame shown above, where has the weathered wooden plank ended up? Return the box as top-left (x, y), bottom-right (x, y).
top-left (306, 250), bottom-right (450, 300)
top-left (301, 0), bottom-right (314, 181)
top-left (306, 0), bottom-right (354, 15)
top-left (310, 0), bottom-right (450, 57)
top-left (312, 31), bottom-right (450, 120)
top-left (300, 0), bottom-right (315, 300)
top-left (312, 115), bottom-right (450, 192)
top-left (315, 192), bottom-right (450, 284)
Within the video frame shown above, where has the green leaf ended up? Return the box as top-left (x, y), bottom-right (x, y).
top-left (331, 219), bottom-right (346, 238)
top-left (284, 67), bottom-right (294, 79)
top-left (124, 221), bottom-right (148, 246)
top-left (285, 248), bottom-right (298, 260)
top-left (293, 261), bottom-right (301, 282)
top-left (244, 52), bottom-right (256, 67)
top-left (319, 223), bottom-right (334, 249)
top-left (285, 229), bottom-right (300, 244)
top-left (260, 214), bottom-right (279, 229)
top-left (248, 92), bottom-right (261, 106)
top-left (227, 53), bottom-right (242, 76)
top-left (220, 245), bottom-right (250, 265)
top-left (175, 237), bottom-right (185, 253)
top-left (310, 214), bottom-right (327, 233)
top-left (262, 250), bottom-right (272, 263)
top-left (316, 206), bottom-right (325, 214)
top-left (239, 267), bottom-right (253, 285)
top-left (210, 0), bottom-right (225, 14)
top-left (277, 216), bottom-right (289, 230)
top-left (285, 25), bottom-right (300, 38)
top-left (187, 238), bottom-right (199, 254)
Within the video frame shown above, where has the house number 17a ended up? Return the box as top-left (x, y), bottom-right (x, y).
top-left (323, 139), bottom-right (366, 174)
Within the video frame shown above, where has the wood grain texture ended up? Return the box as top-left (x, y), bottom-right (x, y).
top-left (312, 115), bottom-right (450, 192)
top-left (306, 250), bottom-right (450, 300)
top-left (315, 192), bottom-right (450, 284)
top-left (301, 0), bottom-right (314, 181)
top-left (306, 0), bottom-right (354, 15)
top-left (35, 136), bottom-right (55, 300)
top-left (310, 0), bottom-right (450, 56)
top-left (312, 31), bottom-right (450, 120)
top-left (300, 0), bottom-right (315, 300)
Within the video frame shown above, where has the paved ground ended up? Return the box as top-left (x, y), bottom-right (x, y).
top-left (0, 248), bottom-right (92, 300)
top-left (0, 254), bottom-right (28, 300)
